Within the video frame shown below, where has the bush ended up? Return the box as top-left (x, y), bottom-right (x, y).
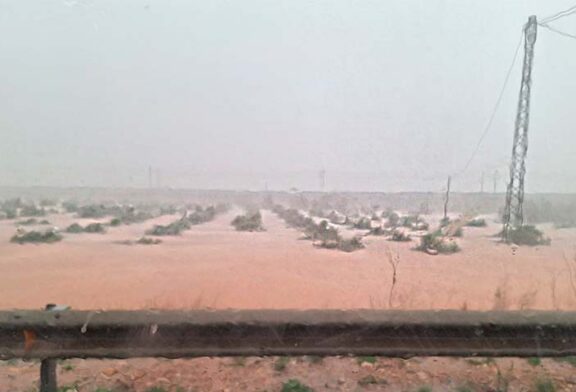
top-left (390, 229), bottom-right (411, 242)
top-left (367, 227), bottom-right (390, 236)
top-left (352, 217), bottom-right (372, 230)
top-left (505, 225), bottom-right (550, 246)
top-left (20, 205), bottom-right (46, 217)
top-left (417, 231), bottom-right (460, 254)
top-left (77, 204), bottom-right (108, 218)
top-left (399, 215), bottom-right (419, 228)
top-left (39, 219), bottom-right (50, 225)
top-left (440, 217), bottom-right (451, 227)
top-left (11, 230), bottom-right (62, 244)
top-left (231, 211), bottom-right (264, 232)
top-left (84, 223), bottom-right (106, 233)
top-left (305, 220), bottom-right (339, 242)
top-left (188, 206), bottom-right (217, 225)
top-left (385, 211), bottom-right (400, 227)
top-left (466, 218), bottom-right (487, 227)
top-left (109, 218), bottom-right (122, 226)
top-left (335, 236), bottom-right (364, 252)
top-left (114, 208), bottom-right (155, 225)
top-left (146, 219), bottom-right (190, 236)
top-left (65, 223), bottom-right (84, 233)
top-left (453, 226), bottom-right (463, 237)
top-left (136, 237), bottom-right (162, 245)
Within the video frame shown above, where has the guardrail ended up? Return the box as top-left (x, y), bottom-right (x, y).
top-left (2, 309), bottom-right (576, 391)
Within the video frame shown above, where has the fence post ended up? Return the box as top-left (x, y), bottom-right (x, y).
top-left (40, 304), bottom-right (69, 392)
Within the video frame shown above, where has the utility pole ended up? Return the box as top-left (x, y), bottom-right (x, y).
top-left (493, 169), bottom-right (499, 193)
top-left (443, 176), bottom-right (451, 220)
top-left (502, 15), bottom-right (537, 240)
top-left (319, 169), bottom-right (326, 192)
top-left (480, 172), bottom-right (485, 193)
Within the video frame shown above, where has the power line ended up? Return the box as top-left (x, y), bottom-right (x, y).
top-left (540, 4), bottom-right (576, 24)
top-left (452, 28), bottom-right (524, 178)
top-left (540, 23), bottom-right (576, 40)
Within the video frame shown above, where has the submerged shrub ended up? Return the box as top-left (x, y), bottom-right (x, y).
top-left (417, 231), bottom-right (460, 254)
top-left (11, 230), bottom-right (62, 244)
top-left (84, 223), bottom-right (106, 233)
top-left (352, 217), bottom-right (372, 230)
top-left (146, 219), bottom-right (190, 236)
top-left (231, 211), bottom-right (264, 232)
top-left (136, 237), bottom-right (162, 245)
top-left (466, 217), bottom-right (487, 227)
top-left (505, 225), bottom-right (550, 246)
top-left (335, 236), bottom-right (364, 252)
top-left (390, 229), bottom-right (411, 242)
top-left (65, 223), bottom-right (84, 233)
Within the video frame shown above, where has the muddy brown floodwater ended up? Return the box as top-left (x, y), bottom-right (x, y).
top-left (2, 208), bottom-right (576, 391)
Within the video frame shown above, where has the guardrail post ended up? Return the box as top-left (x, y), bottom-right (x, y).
top-left (40, 304), bottom-right (69, 392)
top-left (39, 358), bottom-right (57, 392)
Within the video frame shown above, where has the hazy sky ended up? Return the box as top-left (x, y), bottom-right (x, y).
top-left (0, 0), bottom-right (575, 192)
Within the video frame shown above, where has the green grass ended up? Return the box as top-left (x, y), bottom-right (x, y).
top-left (145, 388), bottom-right (167, 392)
top-left (62, 363), bottom-right (75, 371)
top-left (274, 356), bottom-right (290, 371)
top-left (281, 379), bottom-right (314, 392)
top-left (415, 386), bottom-right (432, 392)
top-left (527, 357), bottom-right (542, 366)
top-left (356, 356), bottom-right (377, 365)
top-left (535, 378), bottom-right (556, 392)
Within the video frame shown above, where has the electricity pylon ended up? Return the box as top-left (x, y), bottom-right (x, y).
top-left (502, 15), bottom-right (538, 240)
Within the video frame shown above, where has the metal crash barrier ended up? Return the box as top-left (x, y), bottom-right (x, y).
top-left (2, 309), bottom-right (576, 391)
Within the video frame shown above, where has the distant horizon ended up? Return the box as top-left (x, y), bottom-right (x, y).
top-left (2, 184), bottom-right (576, 196)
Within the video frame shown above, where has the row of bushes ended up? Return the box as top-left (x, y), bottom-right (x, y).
top-left (272, 205), bottom-right (364, 252)
top-left (146, 205), bottom-right (225, 236)
top-left (11, 230), bottom-right (63, 244)
top-left (15, 218), bottom-right (50, 226)
top-left (1, 198), bottom-right (50, 220)
top-left (66, 222), bottom-right (106, 234)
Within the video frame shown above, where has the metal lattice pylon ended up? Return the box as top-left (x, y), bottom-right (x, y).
top-left (502, 16), bottom-right (538, 240)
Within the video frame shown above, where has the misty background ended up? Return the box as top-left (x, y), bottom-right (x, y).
top-left (0, 0), bottom-right (574, 192)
